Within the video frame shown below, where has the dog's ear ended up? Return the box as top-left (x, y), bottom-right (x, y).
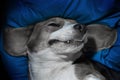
top-left (85, 24), bottom-right (117, 52)
top-left (4, 26), bottom-right (33, 56)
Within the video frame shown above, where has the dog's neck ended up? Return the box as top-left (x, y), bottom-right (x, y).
top-left (28, 48), bottom-right (79, 80)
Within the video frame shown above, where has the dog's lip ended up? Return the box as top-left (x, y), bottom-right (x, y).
top-left (48, 39), bottom-right (84, 45)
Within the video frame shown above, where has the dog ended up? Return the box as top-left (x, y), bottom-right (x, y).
top-left (4, 17), bottom-right (117, 80)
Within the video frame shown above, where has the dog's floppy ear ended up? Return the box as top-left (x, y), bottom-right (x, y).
top-left (4, 26), bottom-right (33, 56)
top-left (84, 24), bottom-right (117, 53)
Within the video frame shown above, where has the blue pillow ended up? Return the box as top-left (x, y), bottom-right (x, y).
top-left (1, 0), bottom-right (120, 80)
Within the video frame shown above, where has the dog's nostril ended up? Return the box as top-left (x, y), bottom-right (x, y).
top-left (48, 39), bottom-right (59, 45)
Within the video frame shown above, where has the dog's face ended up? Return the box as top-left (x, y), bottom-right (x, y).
top-left (28, 18), bottom-right (87, 61)
top-left (4, 17), bottom-right (87, 58)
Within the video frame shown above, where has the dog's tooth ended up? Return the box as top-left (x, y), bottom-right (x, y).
top-left (67, 40), bottom-right (71, 43)
top-left (67, 40), bottom-right (69, 43)
top-left (64, 40), bottom-right (70, 44)
top-left (67, 40), bottom-right (72, 44)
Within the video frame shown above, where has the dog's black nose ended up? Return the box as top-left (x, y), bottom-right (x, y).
top-left (73, 24), bottom-right (82, 30)
top-left (73, 24), bottom-right (86, 32)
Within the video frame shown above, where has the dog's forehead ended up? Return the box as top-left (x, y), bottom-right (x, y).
top-left (48, 17), bottom-right (77, 24)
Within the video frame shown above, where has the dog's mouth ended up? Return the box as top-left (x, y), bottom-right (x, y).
top-left (48, 39), bottom-right (84, 46)
top-left (48, 39), bottom-right (85, 54)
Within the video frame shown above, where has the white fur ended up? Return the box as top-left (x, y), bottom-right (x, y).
top-left (83, 74), bottom-right (102, 80)
top-left (28, 48), bottom-right (78, 80)
top-left (29, 48), bottom-right (101, 80)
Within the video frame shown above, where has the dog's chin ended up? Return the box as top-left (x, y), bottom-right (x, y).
top-left (48, 39), bottom-right (84, 54)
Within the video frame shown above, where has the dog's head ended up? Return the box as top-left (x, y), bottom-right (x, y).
top-left (47, 19), bottom-right (87, 56)
top-left (4, 17), bottom-right (117, 62)
top-left (4, 17), bottom-right (87, 58)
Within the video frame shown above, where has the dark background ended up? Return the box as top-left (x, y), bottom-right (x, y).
top-left (0, 0), bottom-right (11, 79)
top-left (0, 55), bottom-right (10, 80)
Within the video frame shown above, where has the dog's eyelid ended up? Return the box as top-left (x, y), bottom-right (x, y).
top-left (48, 23), bottom-right (60, 27)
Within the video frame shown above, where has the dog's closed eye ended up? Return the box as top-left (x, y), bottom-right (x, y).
top-left (48, 23), bottom-right (61, 27)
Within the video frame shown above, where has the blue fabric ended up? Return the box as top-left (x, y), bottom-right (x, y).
top-left (92, 27), bottom-right (120, 71)
top-left (7, 0), bottom-right (116, 27)
top-left (1, 0), bottom-right (120, 80)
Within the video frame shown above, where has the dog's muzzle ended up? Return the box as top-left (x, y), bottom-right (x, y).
top-left (48, 24), bottom-right (87, 46)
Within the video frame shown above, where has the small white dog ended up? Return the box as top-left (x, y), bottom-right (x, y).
top-left (4, 17), bottom-right (117, 80)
